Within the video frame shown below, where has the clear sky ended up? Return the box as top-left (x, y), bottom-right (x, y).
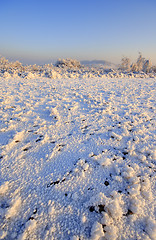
top-left (0, 0), bottom-right (156, 64)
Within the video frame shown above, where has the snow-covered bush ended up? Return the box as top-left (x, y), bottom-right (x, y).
top-left (0, 57), bottom-right (9, 73)
top-left (55, 58), bottom-right (82, 68)
top-left (119, 57), bottom-right (131, 71)
top-left (119, 53), bottom-right (153, 73)
top-left (135, 53), bottom-right (146, 71)
top-left (0, 57), bottom-right (25, 76)
top-left (131, 53), bottom-right (152, 73)
top-left (142, 59), bottom-right (152, 73)
top-left (130, 63), bottom-right (138, 72)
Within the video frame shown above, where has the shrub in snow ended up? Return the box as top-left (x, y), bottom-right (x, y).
top-left (119, 53), bottom-right (152, 73)
top-left (142, 59), bottom-right (152, 73)
top-left (11, 60), bottom-right (24, 71)
top-left (119, 57), bottom-right (131, 71)
top-left (130, 63), bottom-right (139, 72)
top-left (135, 53), bottom-right (146, 72)
top-left (55, 58), bottom-right (82, 68)
top-left (0, 57), bottom-right (25, 75)
top-left (133, 53), bottom-right (152, 72)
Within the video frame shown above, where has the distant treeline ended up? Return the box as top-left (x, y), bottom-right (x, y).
top-left (0, 55), bottom-right (156, 79)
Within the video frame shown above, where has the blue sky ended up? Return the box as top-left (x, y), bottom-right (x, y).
top-left (0, 0), bottom-right (156, 64)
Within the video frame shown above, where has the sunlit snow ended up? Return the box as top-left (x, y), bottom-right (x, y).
top-left (0, 72), bottom-right (156, 239)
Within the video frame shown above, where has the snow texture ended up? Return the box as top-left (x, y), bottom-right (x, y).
top-left (0, 75), bottom-right (156, 240)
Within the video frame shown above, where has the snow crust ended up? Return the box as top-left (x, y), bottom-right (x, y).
top-left (0, 76), bottom-right (156, 240)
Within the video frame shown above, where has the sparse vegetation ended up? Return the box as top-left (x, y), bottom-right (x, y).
top-left (0, 55), bottom-right (155, 79)
top-left (119, 57), bottom-right (131, 71)
top-left (120, 53), bottom-right (152, 73)
top-left (55, 58), bottom-right (82, 68)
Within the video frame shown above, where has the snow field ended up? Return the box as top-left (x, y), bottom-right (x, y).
top-left (0, 76), bottom-right (156, 240)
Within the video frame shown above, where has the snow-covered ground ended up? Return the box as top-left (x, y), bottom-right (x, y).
top-left (0, 76), bottom-right (156, 240)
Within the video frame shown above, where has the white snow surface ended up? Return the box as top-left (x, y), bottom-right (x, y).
top-left (0, 76), bottom-right (156, 240)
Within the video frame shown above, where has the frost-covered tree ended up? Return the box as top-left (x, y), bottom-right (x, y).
top-left (120, 57), bottom-right (131, 71)
top-left (119, 53), bottom-right (152, 73)
top-left (142, 60), bottom-right (152, 73)
top-left (130, 63), bottom-right (138, 72)
top-left (135, 53), bottom-right (145, 71)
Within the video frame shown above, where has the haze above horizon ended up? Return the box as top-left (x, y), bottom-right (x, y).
top-left (0, 0), bottom-right (156, 65)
